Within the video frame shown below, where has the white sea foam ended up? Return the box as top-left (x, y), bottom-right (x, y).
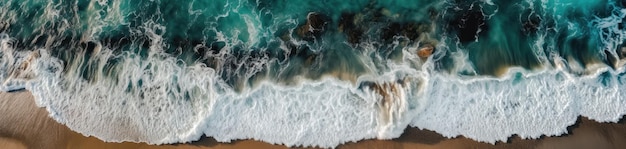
top-left (0, 29), bottom-right (423, 148)
top-left (2, 35), bottom-right (626, 148)
top-left (12, 45), bottom-right (626, 148)
top-left (26, 38), bottom-right (221, 144)
top-left (413, 66), bottom-right (626, 143)
top-left (205, 78), bottom-right (395, 147)
top-left (0, 33), bottom-right (32, 91)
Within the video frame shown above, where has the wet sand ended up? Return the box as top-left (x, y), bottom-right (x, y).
top-left (1, 91), bottom-right (625, 149)
top-left (0, 137), bottom-right (26, 149)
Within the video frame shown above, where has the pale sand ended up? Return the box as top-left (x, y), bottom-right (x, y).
top-left (1, 91), bottom-right (626, 149)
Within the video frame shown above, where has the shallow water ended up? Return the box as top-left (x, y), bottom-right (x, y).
top-left (1, 0), bottom-right (626, 147)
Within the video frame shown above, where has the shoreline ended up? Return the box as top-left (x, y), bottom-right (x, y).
top-left (1, 91), bottom-right (625, 149)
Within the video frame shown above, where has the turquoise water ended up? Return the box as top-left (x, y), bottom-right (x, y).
top-left (1, 0), bottom-right (626, 147)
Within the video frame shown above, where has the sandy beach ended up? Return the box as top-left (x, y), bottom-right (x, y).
top-left (1, 91), bottom-right (625, 149)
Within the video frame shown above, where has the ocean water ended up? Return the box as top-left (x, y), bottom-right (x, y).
top-left (1, 0), bottom-right (626, 147)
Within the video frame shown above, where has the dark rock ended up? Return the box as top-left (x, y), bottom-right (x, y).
top-left (417, 44), bottom-right (435, 59)
top-left (339, 13), bottom-right (364, 44)
top-left (381, 22), bottom-right (430, 42)
top-left (296, 12), bottom-right (331, 41)
top-left (447, 6), bottom-right (487, 43)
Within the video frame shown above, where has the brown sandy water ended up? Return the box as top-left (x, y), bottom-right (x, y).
top-left (1, 91), bottom-right (626, 149)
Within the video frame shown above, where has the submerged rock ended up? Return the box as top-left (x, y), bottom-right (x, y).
top-left (382, 22), bottom-right (431, 42)
top-left (338, 9), bottom-right (436, 46)
top-left (447, 6), bottom-right (487, 43)
top-left (297, 12), bottom-right (331, 41)
top-left (417, 44), bottom-right (435, 59)
top-left (338, 13), bottom-right (364, 44)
